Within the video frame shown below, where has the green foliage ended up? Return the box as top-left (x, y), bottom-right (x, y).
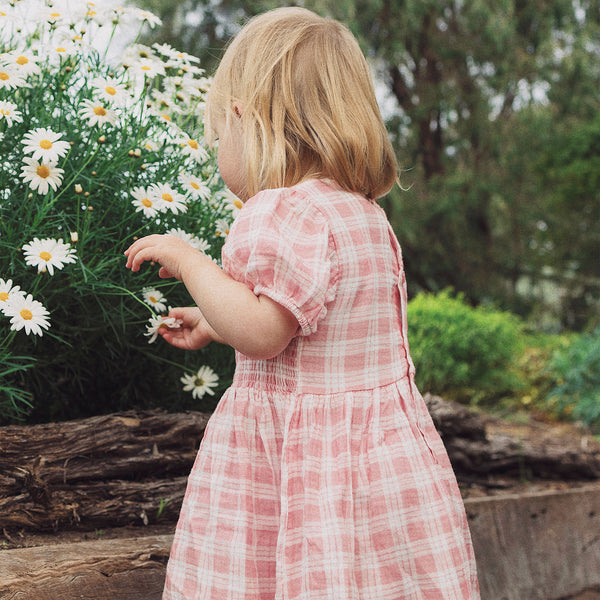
top-left (407, 290), bottom-right (525, 404)
top-left (546, 327), bottom-right (600, 430)
top-left (0, 3), bottom-right (236, 424)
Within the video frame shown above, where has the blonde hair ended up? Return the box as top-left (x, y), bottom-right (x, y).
top-left (205, 7), bottom-right (398, 200)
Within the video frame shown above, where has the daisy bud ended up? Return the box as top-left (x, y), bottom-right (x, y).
top-left (134, 148), bottom-right (141, 157)
top-left (88, 205), bottom-right (94, 211)
top-left (74, 184), bottom-right (83, 194)
top-left (84, 191), bottom-right (90, 197)
top-left (70, 231), bottom-right (79, 243)
top-left (98, 135), bottom-right (106, 144)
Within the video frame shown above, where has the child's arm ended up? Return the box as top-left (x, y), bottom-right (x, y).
top-left (124, 234), bottom-right (299, 359)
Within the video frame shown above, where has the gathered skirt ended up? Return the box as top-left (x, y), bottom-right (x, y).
top-left (162, 377), bottom-right (480, 599)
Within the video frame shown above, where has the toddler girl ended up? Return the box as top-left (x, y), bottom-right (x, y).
top-left (125, 7), bottom-right (480, 599)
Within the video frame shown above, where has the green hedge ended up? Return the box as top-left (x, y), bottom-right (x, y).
top-left (407, 290), bottom-right (525, 404)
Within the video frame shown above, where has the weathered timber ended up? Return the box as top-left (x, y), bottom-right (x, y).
top-left (1, 400), bottom-right (599, 533)
top-left (0, 534), bottom-right (171, 600)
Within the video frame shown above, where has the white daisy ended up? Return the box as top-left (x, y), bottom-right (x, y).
top-left (142, 139), bottom-right (159, 152)
top-left (181, 365), bottom-right (219, 400)
top-left (2, 293), bottom-right (50, 336)
top-left (132, 8), bottom-right (162, 29)
top-left (130, 58), bottom-right (165, 79)
top-left (152, 43), bottom-right (199, 65)
top-left (178, 172), bottom-right (211, 200)
top-left (142, 287), bottom-right (168, 313)
top-left (167, 228), bottom-right (211, 253)
top-left (145, 314), bottom-right (182, 344)
top-left (0, 100), bottom-right (23, 127)
top-left (0, 278), bottom-right (26, 314)
top-left (22, 238), bottom-right (77, 276)
top-left (214, 218), bottom-right (231, 238)
top-left (45, 40), bottom-right (79, 59)
top-left (223, 192), bottom-right (244, 218)
top-left (176, 134), bottom-right (209, 164)
top-left (121, 43), bottom-right (155, 67)
top-left (92, 76), bottom-right (130, 105)
top-left (0, 66), bottom-right (29, 90)
top-left (149, 183), bottom-right (188, 215)
top-left (1, 50), bottom-right (41, 76)
top-left (22, 128), bottom-right (71, 163)
top-left (130, 186), bottom-right (163, 218)
top-left (79, 99), bottom-right (117, 127)
top-left (20, 157), bottom-right (64, 195)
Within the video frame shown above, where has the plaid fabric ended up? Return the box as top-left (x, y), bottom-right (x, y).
top-left (163, 180), bottom-right (480, 599)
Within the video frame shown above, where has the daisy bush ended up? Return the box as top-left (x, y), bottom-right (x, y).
top-left (0, 0), bottom-right (236, 423)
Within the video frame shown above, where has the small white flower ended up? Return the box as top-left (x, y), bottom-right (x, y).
top-left (142, 287), bottom-right (168, 312)
top-left (145, 314), bottom-right (182, 343)
top-left (20, 157), bottom-right (64, 195)
top-left (1, 50), bottom-right (41, 76)
top-left (214, 218), bottom-right (231, 238)
top-left (45, 40), bottom-right (79, 59)
top-left (178, 172), bottom-right (211, 200)
top-left (22, 238), bottom-right (77, 276)
top-left (131, 186), bottom-right (164, 218)
top-left (176, 134), bottom-right (209, 164)
top-left (132, 8), bottom-right (162, 29)
top-left (142, 139), bottom-right (159, 152)
top-left (152, 43), bottom-right (200, 65)
top-left (2, 293), bottom-right (50, 336)
top-left (130, 58), bottom-right (165, 79)
top-left (181, 365), bottom-right (219, 399)
top-left (79, 98), bottom-right (117, 127)
top-left (222, 191), bottom-right (244, 218)
top-left (121, 43), bottom-right (155, 67)
top-left (92, 76), bottom-right (130, 105)
top-left (0, 278), bottom-right (25, 314)
top-left (22, 128), bottom-right (71, 162)
top-left (0, 100), bottom-right (23, 127)
top-left (167, 228), bottom-right (211, 253)
top-left (149, 183), bottom-right (187, 215)
top-left (0, 65), bottom-right (29, 90)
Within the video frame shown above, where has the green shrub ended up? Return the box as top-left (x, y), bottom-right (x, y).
top-left (0, 3), bottom-right (236, 424)
top-left (546, 326), bottom-right (600, 430)
top-left (407, 290), bottom-right (525, 404)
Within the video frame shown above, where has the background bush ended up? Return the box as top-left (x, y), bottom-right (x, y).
top-left (407, 289), bottom-right (526, 405)
top-left (545, 326), bottom-right (600, 431)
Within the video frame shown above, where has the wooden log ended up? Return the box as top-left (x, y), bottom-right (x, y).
top-left (1, 401), bottom-right (598, 534)
top-left (0, 534), bottom-right (172, 600)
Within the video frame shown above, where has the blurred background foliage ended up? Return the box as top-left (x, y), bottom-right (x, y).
top-left (131, 0), bottom-right (599, 430)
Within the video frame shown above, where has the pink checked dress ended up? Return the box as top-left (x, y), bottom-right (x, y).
top-left (163, 179), bottom-right (480, 600)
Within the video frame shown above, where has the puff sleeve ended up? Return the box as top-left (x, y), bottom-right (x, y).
top-left (221, 187), bottom-right (338, 337)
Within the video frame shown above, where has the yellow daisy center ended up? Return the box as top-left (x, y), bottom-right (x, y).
top-left (0, 72), bottom-right (9, 81)
top-left (190, 181), bottom-right (200, 190)
top-left (105, 86), bottom-right (116, 95)
top-left (162, 193), bottom-right (173, 202)
top-left (149, 295), bottom-right (158, 303)
top-left (195, 378), bottom-right (205, 387)
top-left (56, 47), bottom-right (67, 53)
top-left (39, 251), bottom-right (52, 262)
top-left (187, 139), bottom-right (199, 150)
top-left (16, 56), bottom-right (29, 65)
top-left (141, 198), bottom-right (152, 207)
top-left (20, 309), bottom-right (33, 321)
top-left (161, 114), bottom-right (171, 122)
top-left (234, 199), bottom-right (243, 209)
top-left (1, 108), bottom-right (10, 116)
top-left (141, 65), bottom-right (151, 71)
top-left (36, 165), bottom-right (50, 179)
top-left (0, 292), bottom-right (9, 302)
top-left (40, 139), bottom-right (53, 150)
top-left (50, 12), bottom-right (61, 18)
top-left (94, 106), bottom-right (107, 116)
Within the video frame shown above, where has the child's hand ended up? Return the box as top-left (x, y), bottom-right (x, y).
top-left (158, 306), bottom-right (220, 350)
top-left (124, 234), bottom-right (199, 280)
